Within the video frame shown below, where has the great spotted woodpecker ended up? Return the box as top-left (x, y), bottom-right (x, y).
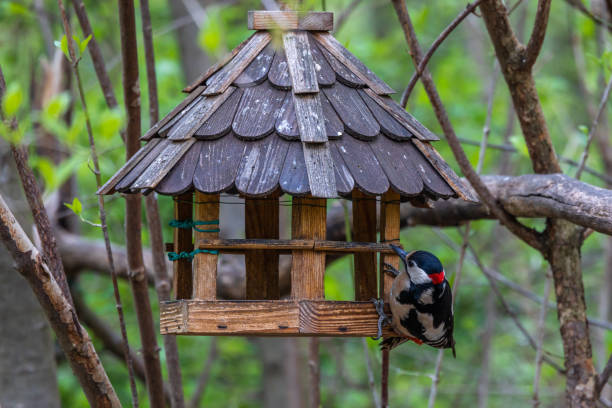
top-left (373, 245), bottom-right (456, 357)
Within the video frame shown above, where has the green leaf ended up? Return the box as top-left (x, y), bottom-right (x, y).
top-left (578, 125), bottom-right (589, 136)
top-left (2, 83), bottom-right (23, 117)
top-left (34, 158), bottom-right (57, 191)
top-left (79, 34), bottom-right (92, 54)
top-left (64, 197), bottom-right (83, 216)
top-left (509, 135), bottom-right (529, 158)
top-left (55, 35), bottom-right (70, 60)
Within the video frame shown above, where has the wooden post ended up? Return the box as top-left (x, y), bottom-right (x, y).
top-left (192, 192), bottom-right (220, 299)
top-left (379, 191), bottom-right (400, 303)
top-left (291, 196), bottom-right (326, 299)
top-left (173, 192), bottom-right (193, 299)
top-left (245, 196), bottom-right (280, 300)
top-left (352, 190), bottom-right (378, 301)
top-left (379, 191), bottom-right (399, 408)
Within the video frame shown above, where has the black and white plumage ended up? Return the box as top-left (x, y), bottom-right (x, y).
top-left (374, 245), bottom-right (456, 357)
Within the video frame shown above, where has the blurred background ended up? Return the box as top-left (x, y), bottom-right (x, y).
top-left (0, 0), bottom-right (611, 407)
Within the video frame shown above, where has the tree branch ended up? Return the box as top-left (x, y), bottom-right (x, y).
top-left (390, 0), bottom-right (545, 252)
top-left (401, 1), bottom-right (482, 106)
top-left (0, 193), bottom-right (120, 407)
top-left (525, 0), bottom-right (552, 68)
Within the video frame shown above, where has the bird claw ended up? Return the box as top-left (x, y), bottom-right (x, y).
top-left (370, 298), bottom-right (390, 340)
top-left (383, 262), bottom-right (400, 278)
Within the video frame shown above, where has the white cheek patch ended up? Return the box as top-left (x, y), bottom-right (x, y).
top-left (408, 265), bottom-right (430, 284)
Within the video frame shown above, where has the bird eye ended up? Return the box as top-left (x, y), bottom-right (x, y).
top-left (407, 260), bottom-right (415, 268)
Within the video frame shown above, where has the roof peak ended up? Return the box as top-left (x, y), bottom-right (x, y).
top-left (247, 11), bottom-right (333, 31)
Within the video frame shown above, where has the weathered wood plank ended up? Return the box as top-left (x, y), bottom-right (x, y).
top-left (232, 82), bottom-right (286, 139)
top-left (302, 143), bottom-right (337, 198)
top-left (98, 138), bottom-right (162, 194)
top-left (323, 84), bottom-right (379, 140)
top-left (293, 93), bottom-right (327, 143)
top-left (320, 92), bottom-right (344, 139)
top-left (298, 301), bottom-right (396, 336)
top-left (183, 33), bottom-right (256, 93)
top-left (173, 193), bottom-right (193, 299)
top-left (245, 197), bottom-right (280, 300)
top-left (142, 86), bottom-right (205, 140)
top-left (332, 138), bottom-right (389, 195)
top-left (115, 138), bottom-right (169, 192)
top-left (195, 88), bottom-right (243, 139)
top-left (307, 32), bottom-right (336, 86)
top-left (234, 43), bottom-right (275, 87)
top-left (193, 134), bottom-right (247, 194)
top-left (411, 138), bottom-right (478, 202)
top-left (168, 87), bottom-right (236, 140)
top-left (313, 32), bottom-right (395, 95)
top-left (159, 300), bottom-right (400, 337)
top-left (268, 49), bottom-right (291, 90)
top-left (370, 136), bottom-right (423, 196)
top-left (131, 139), bottom-right (196, 190)
top-left (247, 11), bottom-right (333, 31)
top-left (161, 300), bottom-right (300, 335)
top-left (192, 192), bottom-right (220, 300)
top-left (358, 89), bottom-right (412, 140)
top-left (379, 191), bottom-right (400, 303)
top-left (156, 141), bottom-right (203, 195)
top-left (329, 143), bottom-right (354, 195)
top-left (204, 31), bottom-right (272, 96)
top-left (352, 190), bottom-right (378, 301)
top-left (196, 238), bottom-right (396, 253)
top-left (275, 93), bottom-right (299, 140)
top-left (158, 96), bottom-right (203, 137)
top-left (404, 141), bottom-right (455, 198)
top-left (235, 134), bottom-right (290, 196)
top-left (280, 142), bottom-right (309, 195)
top-left (363, 88), bottom-right (439, 141)
top-left (314, 40), bottom-right (365, 88)
top-left (283, 31), bottom-right (319, 94)
top-left (292, 197), bottom-right (327, 300)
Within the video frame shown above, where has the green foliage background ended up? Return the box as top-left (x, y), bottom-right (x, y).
top-left (1, 0), bottom-right (611, 406)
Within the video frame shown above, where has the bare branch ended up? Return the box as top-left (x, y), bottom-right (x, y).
top-left (401, 1), bottom-right (482, 107)
top-left (0, 194), bottom-right (120, 407)
top-left (576, 75), bottom-right (612, 179)
top-left (525, 0), bottom-right (552, 68)
top-left (390, 0), bottom-right (545, 252)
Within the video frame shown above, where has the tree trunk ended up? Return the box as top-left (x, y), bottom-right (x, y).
top-left (0, 144), bottom-right (60, 408)
top-left (547, 219), bottom-right (597, 407)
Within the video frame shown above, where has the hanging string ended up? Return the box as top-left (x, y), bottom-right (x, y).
top-left (167, 248), bottom-right (219, 261)
top-left (169, 219), bottom-right (220, 233)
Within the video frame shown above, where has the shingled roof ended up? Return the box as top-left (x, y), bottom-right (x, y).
top-left (99, 12), bottom-right (476, 202)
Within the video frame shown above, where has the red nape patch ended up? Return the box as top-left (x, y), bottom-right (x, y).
top-left (429, 271), bottom-right (445, 285)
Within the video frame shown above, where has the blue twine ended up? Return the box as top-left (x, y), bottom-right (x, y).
top-left (167, 249), bottom-right (219, 261)
top-left (169, 219), bottom-right (220, 233)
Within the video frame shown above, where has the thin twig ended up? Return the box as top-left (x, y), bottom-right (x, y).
top-left (466, 243), bottom-right (565, 373)
top-left (532, 274), bottom-right (552, 407)
top-left (390, 0), bottom-right (545, 253)
top-left (0, 67), bottom-right (73, 310)
top-left (362, 339), bottom-right (380, 407)
top-left (575, 74), bottom-right (612, 179)
top-left (401, 0), bottom-right (482, 107)
top-left (139, 0), bottom-right (186, 405)
top-left (188, 338), bottom-right (218, 408)
top-left (56, 1), bottom-right (139, 405)
top-left (309, 338), bottom-right (321, 408)
top-left (564, 0), bottom-right (612, 33)
top-left (598, 354), bottom-right (612, 396)
top-left (117, 0), bottom-right (166, 406)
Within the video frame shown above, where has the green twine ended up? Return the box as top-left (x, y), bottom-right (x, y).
top-left (169, 219), bottom-right (220, 233)
top-left (167, 249), bottom-right (219, 261)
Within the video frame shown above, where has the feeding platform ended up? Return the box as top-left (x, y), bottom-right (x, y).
top-left (99, 10), bottom-right (476, 338)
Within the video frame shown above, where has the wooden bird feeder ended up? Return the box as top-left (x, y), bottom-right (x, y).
top-left (99, 10), bottom-right (477, 338)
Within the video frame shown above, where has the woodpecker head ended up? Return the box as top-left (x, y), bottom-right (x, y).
top-left (390, 245), bottom-right (446, 285)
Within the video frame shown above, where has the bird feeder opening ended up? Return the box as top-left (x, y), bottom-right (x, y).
top-left (98, 10), bottom-right (476, 338)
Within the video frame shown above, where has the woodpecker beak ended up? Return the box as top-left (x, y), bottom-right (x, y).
top-left (390, 244), bottom-right (409, 261)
